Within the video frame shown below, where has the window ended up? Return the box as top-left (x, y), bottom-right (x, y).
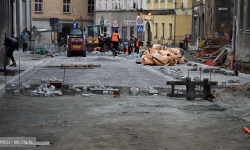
top-left (111, 0), bottom-right (114, 10)
top-left (122, 27), bottom-right (127, 38)
top-left (98, 0), bottom-right (101, 10)
top-left (169, 23), bottom-right (172, 39)
top-left (35, 0), bottom-right (42, 12)
top-left (124, 0), bottom-right (127, 10)
top-left (162, 23), bottom-right (165, 38)
top-left (63, 0), bottom-right (70, 13)
top-left (117, 0), bottom-right (121, 9)
top-left (155, 23), bottom-right (158, 38)
top-left (88, 0), bottom-right (94, 14)
top-left (105, 0), bottom-right (108, 10)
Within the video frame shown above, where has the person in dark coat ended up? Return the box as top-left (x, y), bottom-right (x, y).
top-left (104, 37), bottom-right (112, 51)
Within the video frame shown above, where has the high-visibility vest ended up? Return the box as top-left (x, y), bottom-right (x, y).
top-left (94, 47), bottom-right (101, 51)
top-left (98, 37), bottom-right (103, 44)
top-left (136, 40), bottom-right (139, 47)
top-left (111, 33), bottom-right (119, 42)
top-left (126, 47), bottom-right (128, 52)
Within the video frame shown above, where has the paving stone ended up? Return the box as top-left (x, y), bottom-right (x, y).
top-left (228, 80), bottom-right (234, 83)
top-left (50, 85), bottom-right (55, 91)
top-left (76, 88), bottom-right (81, 92)
top-left (13, 90), bottom-right (19, 96)
top-left (130, 88), bottom-right (139, 93)
top-left (149, 90), bottom-right (158, 94)
top-left (38, 91), bottom-right (44, 97)
top-left (103, 91), bottom-right (109, 94)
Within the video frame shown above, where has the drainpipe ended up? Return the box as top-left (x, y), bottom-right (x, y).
top-left (231, 0), bottom-right (237, 69)
top-left (174, 0), bottom-right (177, 47)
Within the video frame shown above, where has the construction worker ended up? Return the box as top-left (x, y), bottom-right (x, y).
top-left (111, 30), bottom-right (120, 56)
top-left (98, 34), bottom-right (104, 52)
top-left (134, 38), bottom-right (140, 54)
top-left (104, 37), bottom-right (111, 52)
top-left (4, 37), bottom-right (19, 67)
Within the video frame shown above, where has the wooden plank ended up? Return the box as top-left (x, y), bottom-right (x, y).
top-left (213, 49), bottom-right (227, 63)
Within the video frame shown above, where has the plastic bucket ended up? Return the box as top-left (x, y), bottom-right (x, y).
top-left (40, 49), bottom-right (45, 55)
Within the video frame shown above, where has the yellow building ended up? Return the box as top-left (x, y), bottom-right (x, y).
top-left (143, 0), bottom-right (192, 46)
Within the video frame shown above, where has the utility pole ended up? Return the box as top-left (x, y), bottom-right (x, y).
top-left (174, 0), bottom-right (177, 47)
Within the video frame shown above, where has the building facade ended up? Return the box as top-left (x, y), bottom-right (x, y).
top-left (204, 0), bottom-right (234, 46)
top-left (234, 0), bottom-right (250, 72)
top-left (94, 0), bottom-right (143, 41)
top-left (0, 0), bottom-right (32, 68)
top-left (191, 0), bottom-right (205, 47)
top-left (143, 0), bottom-right (192, 46)
top-left (32, 0), bottom-right (94, 45)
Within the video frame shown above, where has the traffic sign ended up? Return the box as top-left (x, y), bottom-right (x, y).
top-left (137, 25), bottom-right (143, 32)
top-left (113, 18), bottom-right (118, 25)
top-left (136, 17), bottom-right (145, 26)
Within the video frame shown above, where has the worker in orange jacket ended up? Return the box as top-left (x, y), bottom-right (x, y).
top-left (111, 30), bottom-right (120, 56)
top-left (134, 37), bottom-right (140, 54)
top-left (98, 34), bottom-right (104, 52)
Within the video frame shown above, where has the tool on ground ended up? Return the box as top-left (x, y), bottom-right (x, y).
top-left (167, 77), bottom-right (217, 100)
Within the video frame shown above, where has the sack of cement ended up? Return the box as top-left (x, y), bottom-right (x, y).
top-left (153, 44), bottom-right (161, 50)
top-left (169, 48), bottom-right (182, 57)
top-left (178, 56), bottom-right (186, 64)
top-left (141, 58), bottom-right (155, 65)
top-left (151, 53), bottom-right (171, 66)
top-left (149, 48), bottom-right (159, 54)
top-left (159, 50), bottom-right (179, 61)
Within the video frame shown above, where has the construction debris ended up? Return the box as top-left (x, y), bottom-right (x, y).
top-left (141, 44), bottom-right (186, 66)
top-left (159, 67), bottom-right (187, 81)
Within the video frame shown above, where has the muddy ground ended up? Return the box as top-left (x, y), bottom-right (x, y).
top-left (0, 92), bottom-right (249, 150)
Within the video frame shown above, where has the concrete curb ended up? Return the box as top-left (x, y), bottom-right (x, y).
top-left (188, 61), bottom-right (250, 80)
top-left (0, 58), bottom-right (50, 99)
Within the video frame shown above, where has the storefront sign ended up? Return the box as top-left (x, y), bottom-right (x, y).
top-left (193, 6), bottom-right (200, 13)
top-left (218, 8), bottom-right (228, 10)
top-left (123, 20), bottom-right (136, 25)
top-left (144, 9), bottom-right (174, 15)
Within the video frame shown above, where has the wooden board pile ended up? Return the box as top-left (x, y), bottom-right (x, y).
top-left (141, 44), bottom-right (186, 66)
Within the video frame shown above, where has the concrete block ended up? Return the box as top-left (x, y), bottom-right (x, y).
top-left (13, 90), bottom-right (19, 96)
top-left (41, 79), bottom-right (47, 84)
top-left (50, 92), bottom-right (55, 97)
top-left (75, 88), bottom-right (81, 92)
top-left (38, 92), bottom-right (44, 97)
top-left (202, 68), bottom-right (209, 73)
top-left (130, 88), bottom-right (139, 93)
top-left (149, 90), bottom-right (158, 94)
top-left (50, 85), bottom-right (55, 91)
top-left (190, 67), bottom-right (197, 71)
top-left (43, 88), bottom-right (49, 92)
top-left (103, 91), bottom-right (109, 94)
top-left (83, 87), bottom-right (87, 94)
top-left (218, 70), bottom-right (225, 74)
top-left (187, 62), bottom-right (192, 66)
top-left (234, 80), bottom-right (240, 83)
top-left (42, 84), bottom-right (48, 89)
top-left (57, 91), bottom-right (62, 96)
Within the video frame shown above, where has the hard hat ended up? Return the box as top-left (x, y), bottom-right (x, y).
top-left (100, 34), bottom-right (103, 36)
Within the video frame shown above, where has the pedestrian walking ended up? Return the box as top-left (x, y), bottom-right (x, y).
top-left (98, 34), bottom-right (104, 52)
top-left (111, 30), bottom-right (121, 56)
top-left (4, 37), bottom-right (19, 67)
top-left (20, 30), bottom-right (29, 52)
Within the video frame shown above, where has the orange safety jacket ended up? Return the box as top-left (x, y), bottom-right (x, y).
top-left (94, 47), bottom-right (101, 51)
top-left (126, 47), bottom-right (128, 52)
top-left (111, 33), bottom-right (119, 42)
top-left (136, 40), bottom-right (139, 47)
top-left (98, 37), bottom-right (103, 44)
